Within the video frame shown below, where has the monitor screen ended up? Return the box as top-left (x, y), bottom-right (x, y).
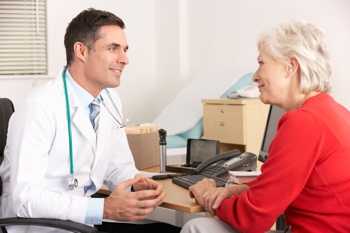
top-left (258, 105), bottom-right (285, 162)
top-left (186, 138), bottom-right (219, 165)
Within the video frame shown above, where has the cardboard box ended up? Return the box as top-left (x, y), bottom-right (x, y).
top-left (126, 125), bottom-right (160, 170)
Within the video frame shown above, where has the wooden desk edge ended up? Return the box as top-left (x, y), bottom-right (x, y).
top-left (160, 200), bottom-right (203, 213)
top-left (99, 166), bottom-right (203, 213)
top-left (97, 186), bottom-right (203, 213)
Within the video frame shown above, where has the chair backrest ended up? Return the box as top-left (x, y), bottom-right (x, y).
top-left (0, 98), bottom-right (14, 160)
top-left (0, 98), bottom-right (14, 196)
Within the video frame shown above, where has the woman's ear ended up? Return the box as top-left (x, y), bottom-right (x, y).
top-left (73, 42), bottom-right (89, 63)
top-left (286, 57), bottom-right (299, 77)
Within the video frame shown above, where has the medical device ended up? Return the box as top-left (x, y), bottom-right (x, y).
top-left (62, 67), bottom-right (127, 190)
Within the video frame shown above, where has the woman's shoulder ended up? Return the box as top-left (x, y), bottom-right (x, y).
top-left (278, 108), bottom-right (321, 131)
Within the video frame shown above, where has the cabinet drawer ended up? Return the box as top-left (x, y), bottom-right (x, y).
top-left (203, 104), bottom-right (245, 144)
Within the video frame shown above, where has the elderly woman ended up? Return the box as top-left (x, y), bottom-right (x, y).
top-left (180, 21), bottom-right (350, 233)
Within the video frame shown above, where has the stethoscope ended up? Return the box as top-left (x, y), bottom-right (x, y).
top-left (62, 67), bottom-right (127, 190)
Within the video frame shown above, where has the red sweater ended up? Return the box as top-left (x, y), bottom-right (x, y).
top-left (216, 93), bottom-right (350, 233)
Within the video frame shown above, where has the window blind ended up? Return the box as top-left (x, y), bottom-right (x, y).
top-left (0, 0), bottom-right (47, 75)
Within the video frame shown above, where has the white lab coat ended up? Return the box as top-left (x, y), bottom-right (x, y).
top-left (0, 73), bottom-right (138, 233)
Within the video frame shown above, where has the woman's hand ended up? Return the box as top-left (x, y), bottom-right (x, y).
top-left (189, 178), bottom-right (249, 215)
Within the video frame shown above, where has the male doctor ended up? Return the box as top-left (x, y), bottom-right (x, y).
top-left (0, 8), bottom-right (179, 233)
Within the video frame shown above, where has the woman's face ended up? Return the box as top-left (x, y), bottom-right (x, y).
top-left (253, 50), bottom-right (291, 106)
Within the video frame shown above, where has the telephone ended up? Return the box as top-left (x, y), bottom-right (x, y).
top-left (172, 150), bottom-right (257, 189)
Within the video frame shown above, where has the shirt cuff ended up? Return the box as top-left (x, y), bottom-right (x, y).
top-left (85, 198), bottom-right (104, 225)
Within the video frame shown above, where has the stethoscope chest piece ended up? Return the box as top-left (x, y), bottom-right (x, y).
top-left (68, 176), bottom-right (78, 190)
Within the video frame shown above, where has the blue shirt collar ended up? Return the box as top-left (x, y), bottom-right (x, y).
top-left (66, 70), bottom-right (95, 108)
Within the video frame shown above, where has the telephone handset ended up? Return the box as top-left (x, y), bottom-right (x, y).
top-left (172, 150), bottom-right (257, 189)
top-left (194, 149), bottom-right (241, 173)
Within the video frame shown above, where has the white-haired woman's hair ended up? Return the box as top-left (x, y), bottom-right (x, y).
top-left (258, 21), bottom-right (331, 93)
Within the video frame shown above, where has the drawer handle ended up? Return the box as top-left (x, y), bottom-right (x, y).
top-left (219, 121), bottom-right (225, 127)
top-left (220, 109), bottom-right (224, 113)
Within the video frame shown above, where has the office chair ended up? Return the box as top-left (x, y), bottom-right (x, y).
top-left (0, 98), bottom-right (101, 233)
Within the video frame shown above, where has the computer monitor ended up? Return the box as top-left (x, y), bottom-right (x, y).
top-left (258, 105), bottom-right (285, 162)
top-left (186, 138), bottom-right (219, 166)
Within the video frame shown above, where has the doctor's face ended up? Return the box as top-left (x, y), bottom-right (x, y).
top-left (84, 25), bottom-right (129, 94)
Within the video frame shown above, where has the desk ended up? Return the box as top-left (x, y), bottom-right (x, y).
top-left (99, 167), bottom-right (203, 213)
top-left (146, 162), bottom-right (263, 212)
top-left (155, 178), bottom-right (202, 213)
top-left (101, 165), bottom-right (265, 227)
top-left (99, 167), bottom-right (204, 226)
top-left (101, 163), bottom-right (264, 213)
top-left (143, 167), bottom-right (207, 226)
top-left (143, 167), bottom-right (203, 213)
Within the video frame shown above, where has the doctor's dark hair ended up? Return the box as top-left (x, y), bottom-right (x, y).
top-left (64, 8), bottom-right (125, 66)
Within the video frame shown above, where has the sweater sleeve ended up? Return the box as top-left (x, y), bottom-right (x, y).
top-left (216, 110), bottom-right (325, 233)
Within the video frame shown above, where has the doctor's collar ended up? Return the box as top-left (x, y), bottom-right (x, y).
top-left (65, 70), bottom-right (95, 109)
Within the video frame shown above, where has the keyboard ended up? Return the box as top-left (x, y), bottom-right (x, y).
top-left (172, 174), bottom-right (227, 189)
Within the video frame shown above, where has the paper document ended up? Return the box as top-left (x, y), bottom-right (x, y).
top-left (228, 171), bottom-right (261, 184)
top-left (229, 171), bottom-right (261, 177)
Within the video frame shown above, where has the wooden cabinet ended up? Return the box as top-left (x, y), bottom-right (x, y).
top-left (202, 98), bottom-right (269, 155)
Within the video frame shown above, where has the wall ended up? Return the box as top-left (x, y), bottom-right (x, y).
top-left (183, 0), bottom-right (350, 109)
top-left (0, 0), bottom-right (158, 122)
top-left (0, 0), bottom-right (349, 122)
top-left (47, 0), bottom-right (159, 123)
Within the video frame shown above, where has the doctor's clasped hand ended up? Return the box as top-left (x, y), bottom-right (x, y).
top-left (104, 177), bottom-right (165, 221)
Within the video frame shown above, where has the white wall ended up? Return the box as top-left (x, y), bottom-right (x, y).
top-left (0, 0), bottom-right (349, 122)
top-left (182, 0), bottom-right (350, 109)
top-left (0, 0), bottom-right (158, 122)
top-left (47, 0), bottom-right (158, 123)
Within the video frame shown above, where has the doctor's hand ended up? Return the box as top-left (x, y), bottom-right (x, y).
top-left (132, 176), bottom-right (163, 192)
top-left (103, 177), bottom-right (165, 221)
